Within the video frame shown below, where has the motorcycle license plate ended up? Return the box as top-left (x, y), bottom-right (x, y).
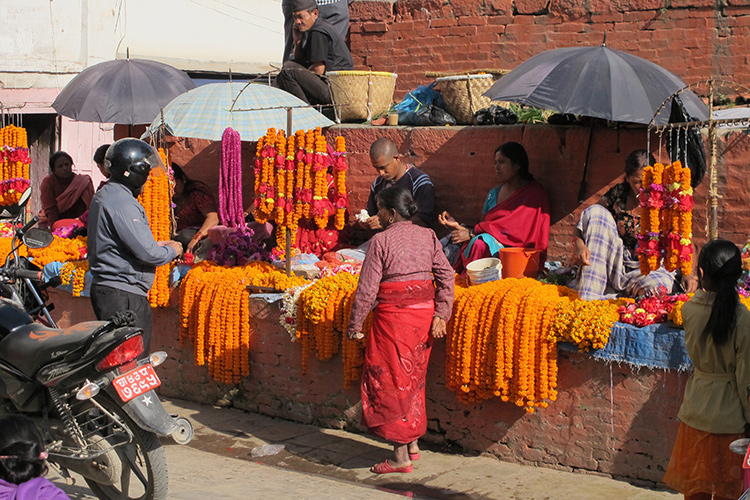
top-left (112, 364), bottom-right (161, 403)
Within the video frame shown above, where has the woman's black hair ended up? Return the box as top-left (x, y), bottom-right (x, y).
top-left (48, 151), bottom-right (73, 174)
top-left (377, 185), bottom-right (418, 221)
top-left (0, 415), bottom-right (48, 484)
top-left (698, 239), bottom-right (743, 345)
top-left (495, 142), bottom-right (534, 181)
top-left (171, 163), bottom-right (196, 195)
top-left (624, 150), bottom-right (656, 177)
top-left (93, 144), bottom-right (111, 165)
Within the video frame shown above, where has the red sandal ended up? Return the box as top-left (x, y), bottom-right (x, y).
top-left (370, 460), bottom-right (413, 474)
top-left (409, 453), bottom-right (420, 461)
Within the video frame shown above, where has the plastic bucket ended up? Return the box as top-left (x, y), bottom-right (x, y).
top-left (465, 257), bottom-right (502, 286)
top-left (498, 248), bottom-right (541, 279)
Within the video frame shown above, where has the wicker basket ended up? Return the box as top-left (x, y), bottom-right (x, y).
top-left (326, 71), bottom-right (397, 123)
top-left (435, 74), bottom-right (499, 125)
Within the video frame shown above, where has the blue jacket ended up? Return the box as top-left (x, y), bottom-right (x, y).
top-left (87, 182), bottom-right (175, 296)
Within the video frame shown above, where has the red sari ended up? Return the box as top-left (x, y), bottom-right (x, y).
top-left (457, 180), bottom-right (550, 272)
top-left (361, 280), bottom-right (435, 444)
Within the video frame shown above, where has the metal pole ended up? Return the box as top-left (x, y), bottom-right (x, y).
top-left (707, 80), bottom-right (718, 240)
top-left (284, 107), bottom-right (294, 277)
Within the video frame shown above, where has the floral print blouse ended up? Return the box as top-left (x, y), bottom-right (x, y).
top-left (599, 181), bottom-right (639, 254)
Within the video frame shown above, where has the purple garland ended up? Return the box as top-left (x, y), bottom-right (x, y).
top-left (220, 127), bottom-right (245, 229)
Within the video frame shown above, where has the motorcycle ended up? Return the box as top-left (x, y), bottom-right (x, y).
top-left (0, 188), bottom-right (193, 500)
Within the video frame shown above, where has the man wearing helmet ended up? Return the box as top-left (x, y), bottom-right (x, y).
top-left (87, 139), bottom-right (183, 348)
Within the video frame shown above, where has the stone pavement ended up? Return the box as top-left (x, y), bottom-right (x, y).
top-left (150, 397), bottom-right (679, 500)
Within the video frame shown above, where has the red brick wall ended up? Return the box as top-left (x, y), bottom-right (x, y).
top-left (348, 0), bottom-right (749, 100)
top-left (49, 289), bottom-right (686, 484)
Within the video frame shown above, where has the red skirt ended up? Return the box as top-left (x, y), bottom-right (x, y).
top-left (361, 280), bottom-right (435, 444)
top-left (663, 422), bottom-right (744, 499)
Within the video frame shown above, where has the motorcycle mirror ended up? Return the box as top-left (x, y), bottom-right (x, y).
top-left (17, 188), bottom-right (31, 208)
top-left (23, 228), bottom-right (54, 249)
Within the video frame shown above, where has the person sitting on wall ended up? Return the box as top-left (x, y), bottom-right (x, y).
top-left (171, 163), bottom-right (220, 253)
top-left (438, 142), bottom-right (550, 273)
top-left (275, 0), bottom-right (353, 116)
top-left (571, 149), bottom-right (699, 300)
top-left (93, 144), bottom-right (111, 191)
top-left (39, 151), bottom-right (94, 230)
top-left (362, 138), bottom-right (436, 232)
top-left (282, 0), bottom-right (350, 64)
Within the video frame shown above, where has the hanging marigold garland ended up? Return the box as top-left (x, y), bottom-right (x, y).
top-left (252, 127), bottom-right (349, 254)
top-left (179, 261), bottom-right (308, 383)
top-left (137, 148), bottom-right (172, 308)
top-left (59, 260), bottom-right (89, 297)
top-left (0, 125), bottom-right (31, 206)
top-left (637, 161), bottom-right (693, 276)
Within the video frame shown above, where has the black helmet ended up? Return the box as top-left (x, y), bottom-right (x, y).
top-left (105, 139), bottom-right (161, 195)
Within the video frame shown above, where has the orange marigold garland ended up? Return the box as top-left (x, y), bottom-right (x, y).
top-left (0, 125), bottom-right (32, 206)
top-left (59, 260), bottom-right (89, 297)
top-left (332, 136), bottom-right (349, 230)
top-left (179, 261), bottom-right (308, 383)
top-left (137, 148), bottom-right (172, 308)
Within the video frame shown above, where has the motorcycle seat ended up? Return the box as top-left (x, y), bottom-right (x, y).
top-left (0, 321), bottom-right (109, 377)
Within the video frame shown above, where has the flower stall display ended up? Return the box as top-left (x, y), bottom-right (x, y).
top-left (179, 261), bottom-right (308, 384)
top-left (137, 148), bottom-right (172, 308)
top-left (59, 260), bottom-right (89, 297)
top-left (0, 125), bottom-right (31, 206)
top-left (253, 127), bottom-right (349, 257)
top-left (637, 161), bottom-right (693, 276)
top-left (618, 291), bottom-right (687, 327)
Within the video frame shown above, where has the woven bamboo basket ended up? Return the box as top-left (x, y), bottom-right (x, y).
top-left (326, 71), bottom-right (398, 123)
top-left (435, 73), bottom-right (501, 125)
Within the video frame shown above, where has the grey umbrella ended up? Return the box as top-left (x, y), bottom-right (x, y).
top-left (52, 59), bottom-right (196, 125)
top-left (483, 45), bottom-right (708, 125)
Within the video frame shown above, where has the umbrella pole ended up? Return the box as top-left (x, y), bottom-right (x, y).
top-left (707, 80), bottom-right (718, 240)
top-left (285, 107), bottom-right (294, 277)
top-left (577, 123), bottom-right (595, 203)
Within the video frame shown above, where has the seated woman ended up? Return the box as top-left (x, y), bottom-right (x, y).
top-left (438, 142), bottom-right (550, 273)
top-left (40, 151), bottom-right (94, 230)
top-left (572, 149), bottom-right (698, 300)
top-left (172, 164), bottom-right (219, 253)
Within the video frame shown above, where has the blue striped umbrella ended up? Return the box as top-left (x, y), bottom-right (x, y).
top-left (142, 82), bottom-right (334, 141)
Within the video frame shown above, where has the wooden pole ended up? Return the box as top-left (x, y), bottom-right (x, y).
top-left (285, 107), bottom-right (293, 277)
top-left (707, 80), bottom-right (718, 240)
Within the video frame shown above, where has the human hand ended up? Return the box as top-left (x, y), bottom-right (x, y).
top-left (450, 226), bottom-right (471, 245)
top-left (430, 316), bottom-right (446, 339)
top-left (438, 211), bottom-right (461, 230)
top-left (347, 329), bottom-right (364, 340)
top-left (187, 232), bottom-right (205, 253)
top-left (572, 239), bottom-right (591, 267)
top-left (292, 25), bottom-right (303, 43)
top-left (365, 215), bottom-right (382, 231)
top-left (681, 274), bottom-right (699, 293)
top-left (164, 240), bottom-right (184, 258)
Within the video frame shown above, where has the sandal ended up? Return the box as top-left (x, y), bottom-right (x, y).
top-left (370, 460), bottom-right (413, 474)
top-left (409, 452), bottom-right (420, 461)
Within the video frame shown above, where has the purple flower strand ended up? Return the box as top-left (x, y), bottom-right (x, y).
top-left (220, 127), bottom-right (245, 229)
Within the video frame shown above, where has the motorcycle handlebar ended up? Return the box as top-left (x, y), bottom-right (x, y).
top-left (17, 216), bottom-right (39, 236)
top-left (1, 268), bottom-right (43, 281)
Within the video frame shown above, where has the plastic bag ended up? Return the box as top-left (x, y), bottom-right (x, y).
top-left (250, 444), bottom-right (285, 457)
top-left (394, 82), bottom-right (445, 113)
top-left (475, 105), bottom-right (518, 125)
top-left (398, 105), bottom-right (457, 126)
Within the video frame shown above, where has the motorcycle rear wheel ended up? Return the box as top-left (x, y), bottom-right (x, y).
top-left (75, 394), bottom-right (168, 500)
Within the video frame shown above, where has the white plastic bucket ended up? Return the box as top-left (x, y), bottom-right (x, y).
top-left (465, 257), bottom-right (502, 286)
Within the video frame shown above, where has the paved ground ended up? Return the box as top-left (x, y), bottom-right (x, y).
top-left (51, 397), bottom-right (680, 499)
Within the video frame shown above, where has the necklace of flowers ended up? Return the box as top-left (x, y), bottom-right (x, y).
top-left (279, 282), bottom-right (314, 340)
top-left (219, 127), bottom-right (246, 229)
top-left (637, 163), bottom-right (664, 274)
top-left (331, 136), bottom-right (349, 230)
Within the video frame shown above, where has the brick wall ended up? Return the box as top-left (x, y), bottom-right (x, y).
top-left (348, 0), bottom-right (750, 100)
top-left (49, 289), bottom-right (686, 484)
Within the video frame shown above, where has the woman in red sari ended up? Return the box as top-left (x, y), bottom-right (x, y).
top-left (39, 151), bottom-right (94, 230)
top-left (347, 186), bottom-right (454, 474)
top-left (438, 142), bottom-right (550, 273)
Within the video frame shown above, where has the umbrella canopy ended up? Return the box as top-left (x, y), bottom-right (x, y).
top-left (483, 46), bottom-right (708, 125)
top-left (141, 82), bottom-right (334, 142)
top-left (52, 59), bottom-right (196, 125)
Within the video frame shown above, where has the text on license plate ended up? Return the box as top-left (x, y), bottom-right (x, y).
top-left (113, 364), bottom-right (161, 402)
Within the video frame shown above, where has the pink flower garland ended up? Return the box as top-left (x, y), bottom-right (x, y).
top-left (220, 127), bottom-right (245, 229)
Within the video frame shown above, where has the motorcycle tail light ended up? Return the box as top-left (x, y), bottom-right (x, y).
top-left (96, 335), bottom-right (144, 371)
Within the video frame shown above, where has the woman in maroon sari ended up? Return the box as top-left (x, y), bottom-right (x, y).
top-left (347, 186), bottom-right (454, 474)
top-left (39, 151), bottom-right (94, 229)
top-left (439, 142), bottom-right (550, 273)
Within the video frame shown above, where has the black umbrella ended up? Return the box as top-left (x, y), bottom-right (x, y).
top-left (52, 59), bottom-right (196, 125)
top-left (483, 45), bottom-right (708, 125)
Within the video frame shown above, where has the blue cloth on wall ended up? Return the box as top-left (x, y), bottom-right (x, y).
top-left (559, 321), bottom-right (692, 371)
